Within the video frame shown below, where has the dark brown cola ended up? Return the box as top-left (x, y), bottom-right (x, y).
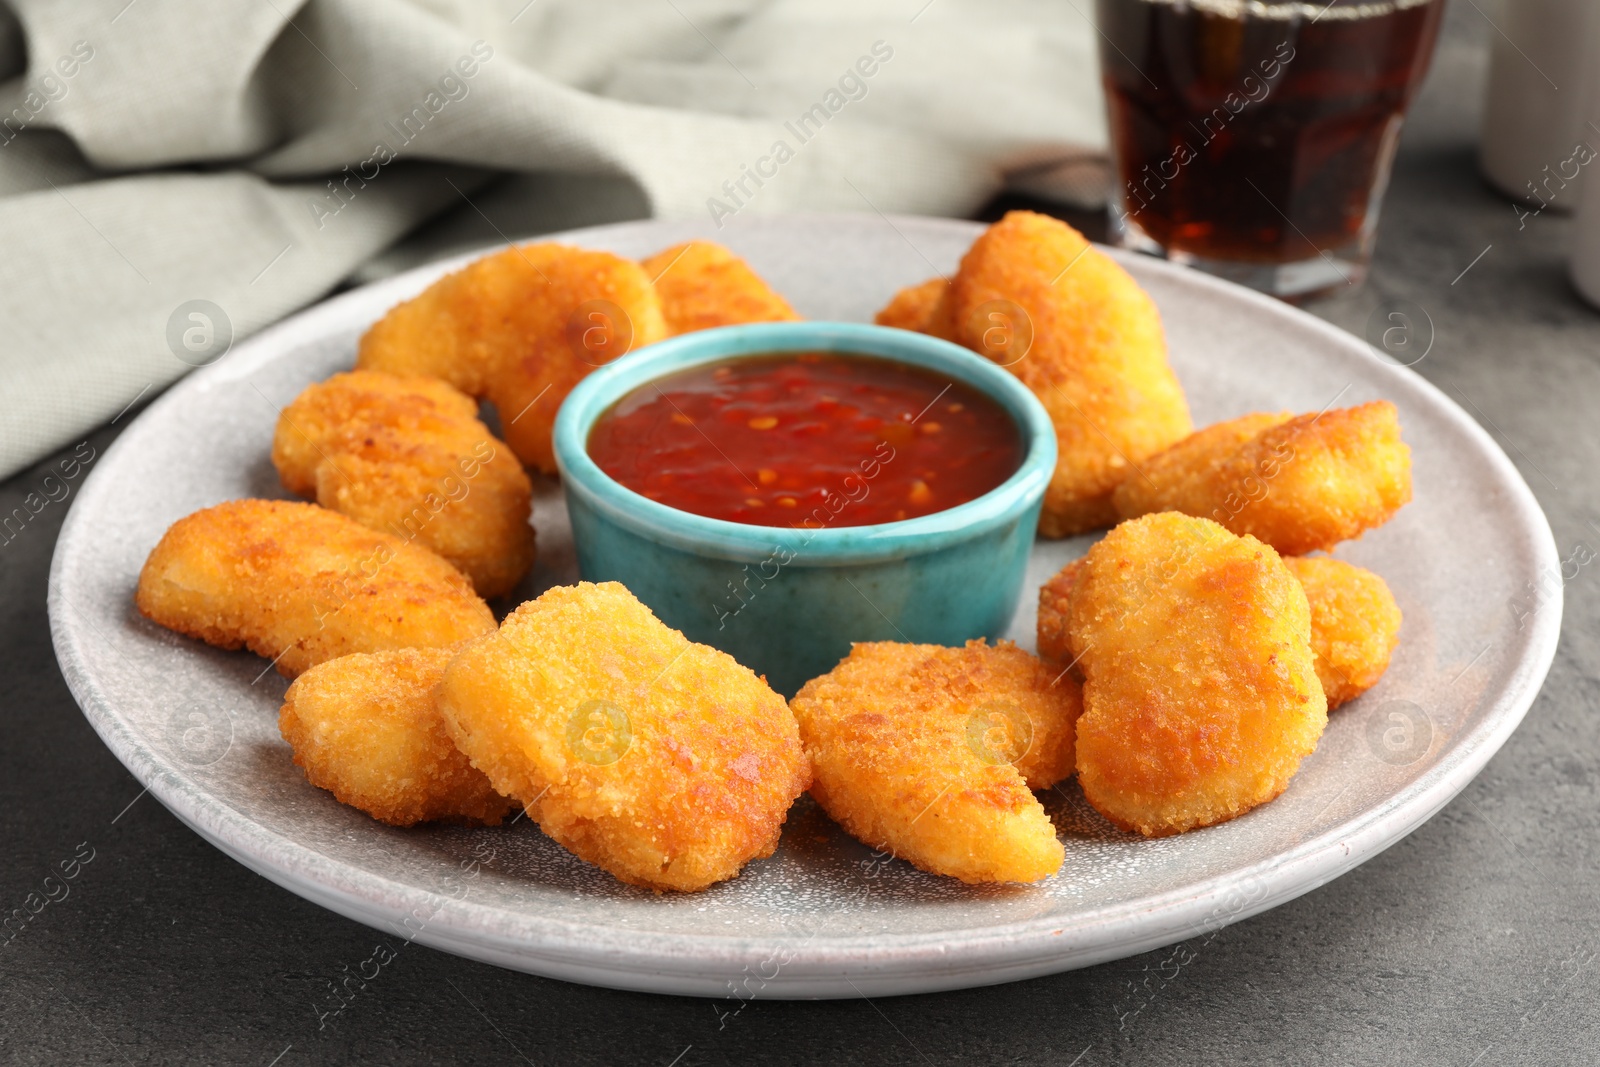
top-left (1098, 0), bottom-right (1445, 295)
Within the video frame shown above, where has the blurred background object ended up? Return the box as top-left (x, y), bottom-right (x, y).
top-left (1477, 0), bottom-right (1598, 211)
top-left (1097, 0), bottom-right (1447, 301)
top-left (1565, 1), bottom-right (1600, 308)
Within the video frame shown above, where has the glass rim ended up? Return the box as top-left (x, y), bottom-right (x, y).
top-left (1124, 0), bottom-right (1436, 21)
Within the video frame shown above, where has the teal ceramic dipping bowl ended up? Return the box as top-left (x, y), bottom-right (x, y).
top-left (552, 322), bottom-right (1056, 697)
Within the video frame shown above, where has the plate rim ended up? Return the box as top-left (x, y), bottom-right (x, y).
top-left (49, 212), bottom-right (1563, 998)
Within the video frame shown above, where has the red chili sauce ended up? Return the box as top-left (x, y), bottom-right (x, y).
top-left (587, 352), bottom-right (1023, 527)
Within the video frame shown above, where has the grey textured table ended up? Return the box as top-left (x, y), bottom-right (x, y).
top-left (4, 6), bottom-right (1596, 1064)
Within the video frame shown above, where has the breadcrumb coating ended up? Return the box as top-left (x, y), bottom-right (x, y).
top-left (1035, 560), bottom-right (1082, 666)
top-left (357, 243), bottom-right (668, 473)
top-left (789, 640), bottom-right (1078, 884)
top-left (280, 648), bottom-right (515, 827)
top-left (1113, 402), bottom-right (1412, 555)
top-left (641, 240), bottom-right (800, 334)
top-left (1041, 552), bottom-right (1403, 709)
top-left (947, 211), bottom-right (1192, 537)
top-left (1284, 556), bottom-right (1402, 709)
top-left (437, 582), bottom-right (809, 892)
top-left (135, 499), bottom-right (494, 678)
top-left (1066, 513), bottom-right (1327, 837)
top-left (873, 277), bottom-right (950, 335)
top-left (272, 370), bottom-right (536, 599)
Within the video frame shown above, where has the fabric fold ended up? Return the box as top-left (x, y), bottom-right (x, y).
top-left (0, 0), bottom-right (1105, 480)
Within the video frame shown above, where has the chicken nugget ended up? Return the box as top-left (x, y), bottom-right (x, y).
top-left (947, 211), bottom-right (1192, 537)
top-left (437, 582), bottom-right (808, 892)
top-left (789, 640), bottom-right (1077, 884)
top-left (1283, 556), bottom-right (1402, 709)
top-left (1040, 552), bottom-right (1402, 711)
top-left (272, 370), bottom-right (536, 599)
top-left (642, 240), bottom-right (800, 335)
top-left (873, 277), bottom-right (952, 337)
top-left (136, 499), bottom-right (494, 678)
top-left (1035, 560), bottom-right (1082, 665)
top-left (280, 648), bottom-right (515, 827)
top-left (1040, 551), bottom-right (1401, 711)
top-left (1067, 513), bottom-right (1327, 837)
top-left (357, 243), bottom-right (668, 473)
top-left (1112, 402), bottom-right (1413, 555)
top-left (1113, 411), bottom-right (1293, 509)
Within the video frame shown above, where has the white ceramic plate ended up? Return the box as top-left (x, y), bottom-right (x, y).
top-left (50, 215), bottom-right (1560, 999)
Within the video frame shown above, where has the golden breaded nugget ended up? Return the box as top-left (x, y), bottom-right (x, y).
top-left (789, 640), bottom-right (1076, 884)
top-left (437, 582), bottom-right (808, 892)
top-left (136, 499), bottom-right (494, 678)
top-left (1112, 402), bottom-right (1413, 555)
top-left (280, 649), bottom-right (515, 827)
top-left (1113, 411), bottom-right (1292, 509)
top-left (1035, 560), bottom-right (1082, 665)
top-left (809, 639), bottom-right (1080, 790)
top-left (873, 277), bottom-right (949, 334)
top-left (1039, 551), bottom-right (1401, 706)
top-left (1041, 554), bottom-right (1402, 710)
top-left (1283, 557), bottom-right (1402, 709)
top-left (642, 240), bottom-right (800, 335)
top-left (947, 211), bottom-right (1192, 537)
top-left (272, 370), bottom-right (536, 599)
top-left (1067, 513), bottom-right (1327, 837)
top-left (357, 243), bottom-right (668, 473)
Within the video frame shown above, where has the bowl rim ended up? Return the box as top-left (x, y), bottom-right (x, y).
top-left (552, 321), bottom-right (1057, 564)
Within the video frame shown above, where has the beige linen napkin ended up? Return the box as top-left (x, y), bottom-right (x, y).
top-left (0, 0), bottom-right (1105, 480)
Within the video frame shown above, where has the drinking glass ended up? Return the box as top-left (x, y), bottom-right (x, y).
top-left (1096, 0), bottom-right (1447, 300)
